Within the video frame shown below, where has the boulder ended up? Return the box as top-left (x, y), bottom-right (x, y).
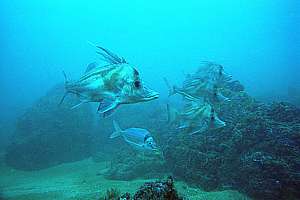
top-left (163, 88), bottom-right (300, 199)
top-left (5, 84), bottom-right (94, 170)
top-left (133, 176), bottom-right (182, 200)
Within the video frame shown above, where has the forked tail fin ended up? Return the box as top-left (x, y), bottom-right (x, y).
top-left (59, 71), bottom-right (69, 106)
top-left (163, 77), bottom-right (176, 96)
top-left (166, 103), bottom-right (179, 125)
top-left (110, 120), bottom-right (125, 139)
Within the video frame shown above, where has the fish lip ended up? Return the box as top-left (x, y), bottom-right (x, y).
top-left (142, 92), bottom-right (159, 101)
top-left (223, 74), bottom-right (232, 82)
top-left (152, 148), bottom-right (160, 153)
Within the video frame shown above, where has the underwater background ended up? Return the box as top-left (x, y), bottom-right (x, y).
top-left (0, 1), bottom-right (300, 200)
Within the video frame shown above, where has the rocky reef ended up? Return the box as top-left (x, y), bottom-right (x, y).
top-left (90, 79), bottom-right (299, 199)
top-left (104, 147), bottom-right (166, 180)
top-left (163, 80), bottom-right (300, 200)
top-left (91, 77), bottom-right (300, 199)
top-left (5, 84), bottom-right (94, 170)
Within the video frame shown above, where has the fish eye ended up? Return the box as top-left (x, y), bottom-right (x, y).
top-left (134, 80), bottom-right (141, 88)
top-left (219, 69), bottom-right (223, 76)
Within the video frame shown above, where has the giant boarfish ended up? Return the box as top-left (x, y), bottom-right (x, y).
top-left (167, 102), bottom-right (226, 135)
top-left (60, 46), bottom-right (159, 117)
top-left (164, 61), bottom-right (232, 104)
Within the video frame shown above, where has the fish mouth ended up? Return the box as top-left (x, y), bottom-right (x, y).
top-left (152, 148), bottom-right (161, 154)
top-left (142, 90), bottom-right (159, 101)
top-left (146, 92), bottom-right (159, 100)
top-left (223, 73), bottom-right (232, 82)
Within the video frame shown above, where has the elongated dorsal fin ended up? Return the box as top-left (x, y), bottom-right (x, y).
top-left (96, 46), bottom-right (127, 65)
top-left (85, 62), bottom-right (99, 73)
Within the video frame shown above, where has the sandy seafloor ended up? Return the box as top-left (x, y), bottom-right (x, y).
top-left (0, 153), bottom-right (251, 200)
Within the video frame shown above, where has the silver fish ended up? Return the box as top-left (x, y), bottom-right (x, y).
top-left (164, 78), bottom-right (229, 104)
top-left (164, 61), bottom-right (231, 103)
top-left (110, 120), bottom-right (159, 152)
top-left (167, 102), bottom-right (226, 135)
top-left (194, 61), bottom-right (232, 85)
top-left (60, 46), bottom-right (159, 117)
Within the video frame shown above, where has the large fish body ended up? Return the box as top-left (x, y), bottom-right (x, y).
top-left (165, 61), bottom-right (229, 135)
top-left (193, 61), bottom-right (232, 86)
top-left (110, 121), bottom-right (158, 152)
top-left (165, 79), bottom-right (228, 104)
top-left (61, 46), bottom-right (159, 116)
top-left (164, 62), bottom-right (231, 103)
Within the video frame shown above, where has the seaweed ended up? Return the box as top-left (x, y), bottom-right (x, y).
top-left (99, 188), bottom-right (121, 200)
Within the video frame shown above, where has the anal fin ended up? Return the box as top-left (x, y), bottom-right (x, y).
top-left (71, 100), bottom-right (89, 109)
top-left (102, 105), bottom-right (119, 118)
top-left (97, 99), bottom-right (119, 115)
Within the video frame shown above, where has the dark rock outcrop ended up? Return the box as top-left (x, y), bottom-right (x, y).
top-left (104, 146), bottom-right (166, 181)
top-left (98, 177), bottom-right (182, 200)
top-left (133, 176), bottom-right (182, 200)
top-left (5, 84), bottom-right (94, 170)
top-left (163, 89), bottom-right (300, 199)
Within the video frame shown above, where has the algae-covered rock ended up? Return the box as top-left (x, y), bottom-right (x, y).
top-left (97, 177), bottom-right (182, 200)
top-left (267, 102), bottom-right (300, 123)
top-left (5, 84), bottom-right (94, 170)
top-left (133, 176), bottom-right (183, 200)
top-left (163, 84), bottom-right (300, 199)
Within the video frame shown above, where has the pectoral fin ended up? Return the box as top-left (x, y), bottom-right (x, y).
top-left (189, 124), bottom-right (208, 135)
top-left (85, 62), bottom-right (99, 73)
top-left (216, 92), bottom-right (230, 102)
top-left (97, 99), bottom-right (119, 114)
top-left (102, 105), bottom-right (119, 118)
top-left (71, 100), bottom-right (90, 109)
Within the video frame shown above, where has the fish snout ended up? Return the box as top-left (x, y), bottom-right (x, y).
top-left (140, 86), bottom-right (159, 101)
top-left (223, 72), bottom-right (233, 82)
top-left (152, 147), bottom-right (161, 155)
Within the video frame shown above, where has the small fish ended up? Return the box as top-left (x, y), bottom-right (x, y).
top-left (110, 120), bottom-right (159, 152)
top-left (60, 46), bottom-right (159, 117)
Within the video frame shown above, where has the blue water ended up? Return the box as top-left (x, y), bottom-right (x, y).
top-left (1, 0), bottom-right (299, 121)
